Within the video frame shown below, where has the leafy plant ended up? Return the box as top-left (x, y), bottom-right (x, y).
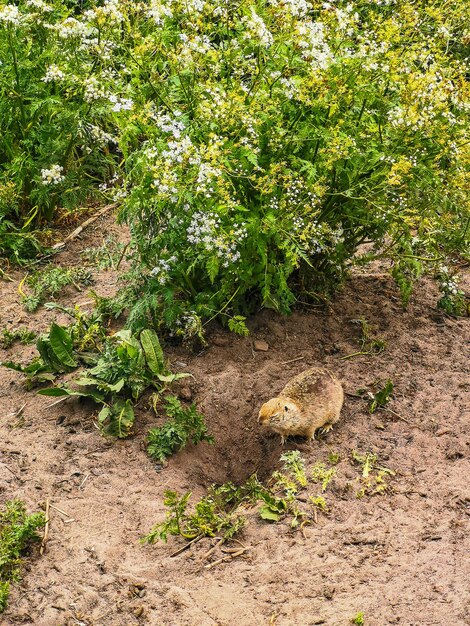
top-left (436, 265), bottom-right (467, 316)
top-left (351, 451), bottom-right (395, 497)
top-left (309, 496), bottom-right (329, 514)
top-left (328, 451), bottom-right (341, 466)
top-left (21, 266), bottom-right (94, 312)
top-left (310, 462), bottom-right (337, 493)
top-left (147, 396), bottom-right (213, 463)
top-left (0, 327), bottom-right (36, 349)
top-left (341, 318), bottom-right (386, 360)
top-left (38, 327), bottom-right (189, 437)
top-left (369, 380), bottom-right (394, 414)
top-left (145, 450), bottom-right (343, 547)
top-left (0, 499), bottom-right (46, 613)
top-left (80, 236), bottom-right (127, 271)
top-left (142, 488), bottom-right (245, 544)
top-left (351, 612), bottom-right (365, 626)
top-left (1, 322), bottom-right (79, 387)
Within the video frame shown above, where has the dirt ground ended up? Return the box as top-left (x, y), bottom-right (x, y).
top-left (1, 213), bottom-right (469, 626)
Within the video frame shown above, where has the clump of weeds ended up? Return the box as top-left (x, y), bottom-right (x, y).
top-left (341, 317), bottom-right (386, 360)
top-left (20, 266), bottom-right (95, 312)
top-left (0, 327), bottom-right (36, 349)
top-left (351, 451), bottom-right (395, 497)
top-left (0, 500), bottom-right (46, 613)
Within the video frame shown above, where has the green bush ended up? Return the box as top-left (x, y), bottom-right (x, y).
top-left (0, 1), bottom-right (468, 324)
top-left (118, 0), bottom-right (469, 333)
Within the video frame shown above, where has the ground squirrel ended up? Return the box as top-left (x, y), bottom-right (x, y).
top-left (258, 367), bottom-right (344, 443)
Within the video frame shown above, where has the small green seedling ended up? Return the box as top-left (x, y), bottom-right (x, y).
top-left (352, 451), bottom-right (395, 497)
top-left (309, 496), bottom-right (329, 513)
top-left (351, 612), bottom-right (365, 625)
top-left (369, 380), bottom-right (394, 413)
top-left (310, 462), bottom-right (336, 492)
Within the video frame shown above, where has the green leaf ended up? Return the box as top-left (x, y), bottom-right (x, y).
top-left (259, 506), bottom-right (281, 522)
top-left (37, 387), bottom-right (70, 397)
top-left (37, 386), bottom-right (105, 402)
top-left (156, 372), bottom-right (191, 383)
top-left (140, 329), bottom-right (164, 375)
top-left (48, 323), bottom-right (77, 368)
top-left (101, 399), bottom-right (135, 438)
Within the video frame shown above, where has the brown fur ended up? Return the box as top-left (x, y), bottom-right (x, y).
top-left (258, 367), bottom-right (344, 441)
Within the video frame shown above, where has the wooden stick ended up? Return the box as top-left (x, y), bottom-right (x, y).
top-left (9, 403), bottom-right (26, 419)
top-left (44, 397), bottom-right (70, 410)
top-left (202, 537), bottom-right (224, 561)
top-left (204, 547), bottom-right (249, 569)
top-left (169, 535), bottom-right (202, 558)
top-left (40, 499), bottom-right (50, 555)
top-left (49, 503), bottom-right (72, 519)
top-left (279, 356), bottom-right (305, 365)
top-left (52, 203), bottom-right (118, 250)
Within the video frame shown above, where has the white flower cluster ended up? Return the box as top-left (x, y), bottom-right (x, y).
top-left (297, 20), bottom-right (334, 70)
top-left (186, 211), bottom-right (245, 267)
top-left (438, 265), bottom-right (461, 296)
top-left (181, 0), bottom-right (205, 14)
top-left (196, 163), bottom-right (222, 195)
top-left (41, 164), bottom-right (65, 185)
top-left (83, 0), bottom-right (123, 24)
top-left (187, 211), bottom-right (220, 246)
top-left (154, 112), bottom-right (186, 138)
top-left (161, 136), bottom-right (194, 164)
top-left (150, 256), bottom-right (177, 284)
top-left (268, 0), bottom-right (310, 18)
top-left (55, 17), bottom-right (91, 39)
top-left (244, 9), bottom-right (273, 48)
top-left (147, 1), bottom-right (173, 24)
top-left (42, 65), bottom-right (65, 83)
top-left (0, 4), bottom-right (23, 26)
top-left (109, 95), bottom-right (133, 112)
top-left (84, 77), bottom-right (107, 102)
top-left (280, 77), bottom-right (298, 100)
top-left (178, 33), bottom-right (212, 61)
top-left (335, 3), bottom-right (359, 34)
top-left (26, 0), bottom-right (52, 12)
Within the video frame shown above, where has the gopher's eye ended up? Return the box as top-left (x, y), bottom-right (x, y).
top-left (284, 406), bottom-right (288, 412)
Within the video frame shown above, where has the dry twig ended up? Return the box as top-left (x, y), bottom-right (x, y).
top-left (169, 535), bottom-right (202, 558)
top-left (52, 203), bottom-right (118, 250)
top-left (279, 355), bottom-right (305, 365)
top-left (204, 547), bottom-right (250, 569)
top-left (40, 499), bottom-right (50, 555)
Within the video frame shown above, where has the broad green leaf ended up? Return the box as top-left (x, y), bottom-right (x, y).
top-left (259, 507), bottom-right (281, 522)
top-left (48, 323), bottom-right (77, 368)
top-left (37, 387), bottom-right (70, 397)
top-left (140, 329), bottom-right (164, 375)
top-left (104, 399), bottom-right (135, 438)
top-left (37, 386), bottom-right (105, 401)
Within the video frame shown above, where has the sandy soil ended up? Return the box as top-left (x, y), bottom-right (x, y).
top-left (1, 214), bottom-right (469, 626)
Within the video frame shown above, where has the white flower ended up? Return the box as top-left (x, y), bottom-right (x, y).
top-left (56, 17), bottom-right (91, 39)
top-left (109, 95), bottom-right (133, 112)
top-left (84, 77), bottom-right (107, 102)
top-left (26, 0), bottom-right (52, 12)
top-left (244, 9), bottom-right (273, 48)
top-left (147, 0), bottom-right (173, 24)
top-left (41, 165), bottom-right (65, 185)
top-left (42, 65), bottom-right (65, 83)
top-left (0, 5), bottom-right (23, 26)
